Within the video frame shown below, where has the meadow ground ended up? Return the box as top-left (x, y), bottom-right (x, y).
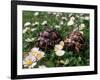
top-left (22, 11), bottom-right (90, 68)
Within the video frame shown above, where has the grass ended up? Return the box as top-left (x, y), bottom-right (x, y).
top-left (22, 11), bottom-right (90, 68)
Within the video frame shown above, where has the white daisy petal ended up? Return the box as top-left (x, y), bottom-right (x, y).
top-left (34, 12), bottom-right (39, 16)
top-left (79, 23), bottom-right (85, 30)
top-left (69, 13), bottom-right (73, 17)
top-left (64, 59), bottom-right (69, 65)
top-left (25, 38), bottom-right (31, 42)
top-left (61, 17), bottom-right (67, 21)
top-left (70, 16), bottom-right (75, 21)
top-left (55, 25), bottom-right (60, 28)
top-left (54, 44), bottom-right (63, 51)
top-left (31, 28), bottom-right (37, 31)
top-left (23, 64), bottom-right (28, 68)
top-left (24, 22), bottom-right (31, 27)
top-left (41, 21), bottom-right (47, 25)
top-left (55, 50), bottom-right (65, 56)
top-left (25, 38), bottom-right (35, 42)
top-left (59, 41), bottom-right (64, 47)
top-left (31, 47), bottom-right (39, 52)
top-left (84, 16), bottom-right (90, 20)
top-left (36, 51), bottom-right (45, 61)
top-left (79, 31), bottom-right (84, 35)
top-left (32, 22), bottom-right (39, 26)
top-left (59, 60), bottom-right (65, 64)
top-left (23, 27), bottom-right (30, 33)
top-left (67, 20), bottom-right (74, 26)
top-left (29, 62), bottom-right (37, 68)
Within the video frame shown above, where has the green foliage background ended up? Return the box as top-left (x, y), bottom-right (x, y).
top-left (22, 11), bottom-right (90, 68)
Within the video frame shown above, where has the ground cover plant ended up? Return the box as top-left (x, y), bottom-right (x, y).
top-left (22, 11), bottom-right (90, 69)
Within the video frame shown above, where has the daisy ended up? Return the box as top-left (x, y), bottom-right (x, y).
top-left (79, 23), bottom-right (85, 30)
top-left (32, 22), bottom-right (39, 26)
top-left (79, 31), bottom-right (84, 35)
top-left (23, 55), bottom-right (36, 66)
top-left (67, 16), bottom-right (75, 26)
top-left (55, 50), bottom-right (65, 56)
top-left (59, 60), bottom-right (65, 64)
top-left (55, 25), bottom-right (60, 28)
top-left (31, 47), bottom-right (39, 55)
top-left (24, 22), bottom-right (31, 27)
top-left (68, 13), bottom-right (73, 17)
top-left (70, 16), bottom-right (75, 21)
top-left (31, 28), bottom-right (37, 32)
top-left (30, 47), bottom-right (45, 61)
top-left (41, 21), bottom-right (47, 25)
top-left (59, 41), bottom-right (64, 47)
top-left (67, 20), bottom-right (74, 26)
top-left (34, 12), bottom-right (39, 16)
top-left (64, 59), bottom-right (69, 65)
top-left (54, 44), bottom-right (63, 51)
top-left (61, 17), bottom-right (67, 21)
top-left (28, 62), bottom-right (37, 69)
top-left (36, 51), bottom-right (45, 60)
top-left (84, 16), bottom-right (90, 20)
top-left (23, 27), bottom-right (30, 34)
top-left (23, 59), bottom-right (33, 66)
top-left (25, 38), bottom-right (35, 42)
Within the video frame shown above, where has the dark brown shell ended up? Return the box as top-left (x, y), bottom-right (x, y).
top-left (64, 31), bottom-right (84, 53)
top-left (36, 28), bottom-right (61, 50)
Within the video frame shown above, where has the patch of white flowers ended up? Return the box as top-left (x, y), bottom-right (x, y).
top-left (23, 47), bottom-right (45, 68)
top-left (70, 16), bottom-right (75, 21)
top-left (25, 38), bottom-right (35, 42)
top-left (41, 21), bottom-right (47, 26)
top-left (31, 28), bottom-right (37, 32)
top-left (79, 31), bottom-right (84, 35)
top-left (61, 17), bottom-right (67, 21)
top-left (59, 59), bottom-right (69, 65)
top-left (32, 22), bottom-right (39, 26)
top-left (79, 23), bottom-right (85, 30)
top-left (67, 16), bottom-right (75, 26)
top-left (24, 22), bottom-right (31, 27)
top-left (55, 25), bottom-right (60, 28)
top-left (23, 27), bottom-right (30, 34)
top-left (84, 16), bottom-right (90, 20)
top-left (68, 13), bottom-right (73, 17)
top-left (54, 41), bottom-right (65, 56)
top-left (73, 23), bottom-right (85, 32)
top-left (34, 12), bottom-right (39, 16)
